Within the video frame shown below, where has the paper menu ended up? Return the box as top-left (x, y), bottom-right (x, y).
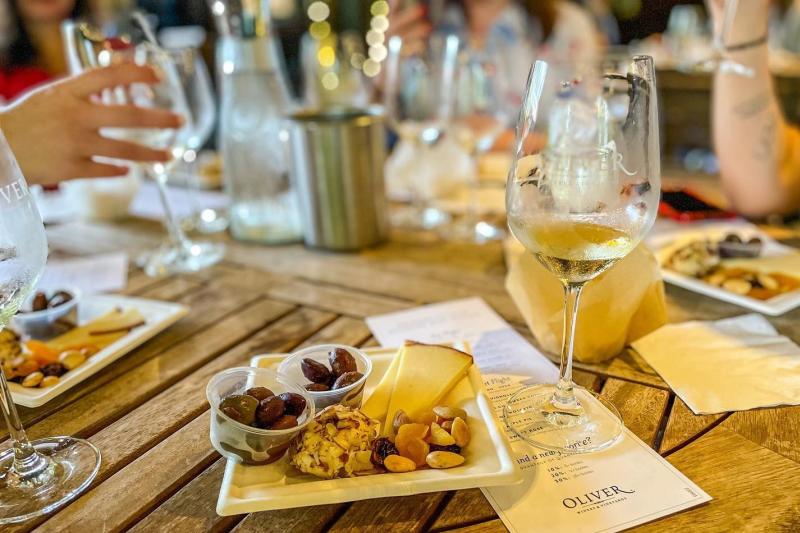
top-left (38, 252), bottom-right (128, 295)
top-left (367, 298), bottom-right (711, 533)
top-left (366, 297), bottom-right (558, 380)
top-left (130, 182), bottom-right (229, 221)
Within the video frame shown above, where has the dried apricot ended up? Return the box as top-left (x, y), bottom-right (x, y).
top-left (395, 423), bottom-right (429, 457)
top-left (400, 437), bottom-right (430, 466)
top-left (25, 340), bottom-right (59, 364)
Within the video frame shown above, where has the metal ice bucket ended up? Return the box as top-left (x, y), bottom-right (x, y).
top-left (288, 107), bottom-right (388, 251)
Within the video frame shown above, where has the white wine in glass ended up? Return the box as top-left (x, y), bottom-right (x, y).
top-left (504, 57), bottom-right (661, 454)
top-left (0, 133), bottom-right (100, 524)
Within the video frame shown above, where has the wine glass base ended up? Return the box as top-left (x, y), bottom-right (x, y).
top-left (503, 384), bottom-right (623, 454)
top-left (391, 205), bottom-right (451, 231)
top-left (446, 219), bottom-right (505, 244)
top-left (140, 240), bottom-right (225, 277)
top-left (194, 209), bottom-right (229, 234)
top-left (0, 437), bottom-right (101, 524)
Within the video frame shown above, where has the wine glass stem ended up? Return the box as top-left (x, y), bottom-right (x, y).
top-left (0, 362), bottom-right (50, 479)
top-left (553, 282), bottom-right (585, 409)
top-left (151, 169), bottom-right (190, 252)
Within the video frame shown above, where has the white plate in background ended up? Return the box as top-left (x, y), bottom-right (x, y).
top-left (650, 223), bottom-right (800, 316)
top-left (9, 295), bottom-right (188, 407)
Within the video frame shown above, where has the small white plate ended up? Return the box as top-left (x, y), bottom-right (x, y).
top-left (651, 224), bottom-right (800, 316)
top-left (10, 295), bottom-right (188, 407)
top-left (215, 348), bottom-right (521, 515)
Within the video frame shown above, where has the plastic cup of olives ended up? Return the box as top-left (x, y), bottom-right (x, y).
top-left (277, 344), bottom-right (372, 411)
top-left (206, 367), bottom-right (315, 465)
top-left (12, 286), bottom-right (81, 337)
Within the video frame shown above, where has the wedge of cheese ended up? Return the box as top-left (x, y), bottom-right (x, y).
top-left (382, 341), bottom-right (473, 436)
top-left (361, 347), bottom-right (403, 422)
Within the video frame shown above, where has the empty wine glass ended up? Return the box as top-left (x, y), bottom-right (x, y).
top-left (383, 33), bottom-right (460, 230)
top-left (450, 47), bottom-right (512, 242)
top-left (63, 18), bottom-right (225, 277)
top-left (166, 44), bottom-right (227, 234)
top-left (683, 0), bottom-right (754, 77)
top-left (0, 133), bottom-right (100, 524)
top-left (504, 56), bottom-right (661, 453)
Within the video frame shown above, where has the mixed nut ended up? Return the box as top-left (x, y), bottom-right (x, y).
top-left (376, 405), bottom-right (471, 473)
top-left (1, 333), bottom-right (100, 388)
top-left (288, 404), bottom-right (471, 479)
top-left (219, 387), bottom-right (307, 430)
top-left (300, 348), bottom-right (364, 392)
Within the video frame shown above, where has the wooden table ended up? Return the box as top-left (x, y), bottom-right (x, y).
top-left (5, 215), bottom-right (800, 533)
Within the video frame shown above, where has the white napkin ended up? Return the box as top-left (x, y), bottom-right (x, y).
top-left (631, 314), bottom-right (800, 415)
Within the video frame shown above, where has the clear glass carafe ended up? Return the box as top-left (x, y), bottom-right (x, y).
top-left (211, 0), bottom-right (302, 244)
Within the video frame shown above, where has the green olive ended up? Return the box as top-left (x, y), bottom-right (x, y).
top-left (219, 394), bottom-right (259, 426)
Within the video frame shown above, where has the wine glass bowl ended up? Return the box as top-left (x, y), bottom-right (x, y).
top-left (63, 17), bottom-right (225, 276)
top-left (383, 34), bottom-right (460, 230)
top-left (0, 134), bottom-right (100, 524)
top-left (504, 56), bottom-right (660, 453)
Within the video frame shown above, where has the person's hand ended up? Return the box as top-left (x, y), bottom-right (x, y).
top-left (387, 0), bottom-right (432, 44)
top-left (0, 64), bottom-right (183, 185)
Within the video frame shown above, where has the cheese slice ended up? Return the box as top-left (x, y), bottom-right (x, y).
top-left (361, 347), bottom-right (403, 422)
top-left (382, 341), bottom-right (473, 436)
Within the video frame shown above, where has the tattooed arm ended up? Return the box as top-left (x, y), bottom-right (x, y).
top-left (711, 0), bottom-right (800, 216)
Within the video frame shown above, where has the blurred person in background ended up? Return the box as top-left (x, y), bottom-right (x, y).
top-left (711, 0), bottom-right (800, 216)
top-left (0, 0), bottom-right (89, 101)
top-left (388, 0), bottom-right (601, 88)
top-left (388, 0), bottom-right (602, 61)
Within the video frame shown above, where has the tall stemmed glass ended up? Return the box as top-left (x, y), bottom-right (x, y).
top-left (167, 46), bottom-right (226, 234)
top-left (0, 133), bottom-right (100, 524)
top-left (504, 56), bottom-right (661, 453)
top-left (450, 47), bottom-right (513, 242)
top-left (64, 20), bottom-right (225, 276)
top-left (683, 0), bottom-right (754, 77)
top-left (384, 34), bottom-right (460, 230)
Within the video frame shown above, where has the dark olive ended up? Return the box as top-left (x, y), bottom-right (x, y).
top-left (748, 237), bottom-right (763, 245)
top-left (279, 392), bottom-right (307, 416)
top-left (219, 394), bottom-right (258, 426)
top-left (332, 371), bottom-right (363, 390)
top-left (328, 348), bottom-right (357, 377)
top-left (40, 363), bottom-right (66, 377)
top-left (221, 405), bottom-right (244, 424)
top-left (47, 291), bottom-right (73, 308)
top-left (301, 358), bottom-right (332, 384)
top-left (245, 386), bottom-right (274, 402)
top-left (32, 292), bottom-right (48, 311)
top-left (256, 396), bottom-right (285, 426)
top-left (305, 383), bottom-right (330, 392)
top-left (269, 415), bottom-right (298, 430)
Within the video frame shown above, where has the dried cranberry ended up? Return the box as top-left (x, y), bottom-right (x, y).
top-left (370, 437), bottom-right (399, 467)
top-left (429, 444), bottom-right (462, 454)
top-left (40, 363), bottom-right (66, 377)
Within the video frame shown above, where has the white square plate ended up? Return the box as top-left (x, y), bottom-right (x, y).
top-left (215, 347), bottom-right (521, 515)
top-left (651, 225), bottom-right (800, 316)
top-left (9, 295), bottom-right (188, 407)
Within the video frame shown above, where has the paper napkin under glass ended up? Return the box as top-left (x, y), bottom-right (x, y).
top-left (632, 314), bottom-right (800, 415)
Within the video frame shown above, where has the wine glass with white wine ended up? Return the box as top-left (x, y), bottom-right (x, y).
top-left (0, 133), bottom-right (100, 524)
top-left (504, 56), bottom-right (661, 453)
top-left (63, 17), bottom-right (226, 277)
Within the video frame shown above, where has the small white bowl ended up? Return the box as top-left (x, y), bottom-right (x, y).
top-left (12, 286), bottom-right (81, 337)
top-left (277, 344), bottom-right (372, 410)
